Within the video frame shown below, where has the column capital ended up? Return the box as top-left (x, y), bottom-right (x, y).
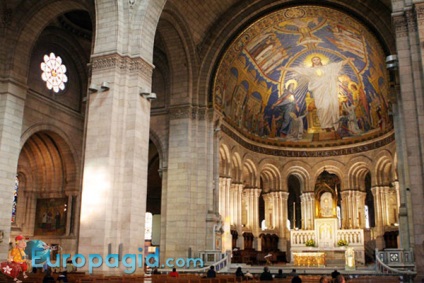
top-left (169, 105), bottom-right (208, 120)
top-left (91, 53), bottom-right (154, 78)
top-left (392, 12), bottom-right (408, 38)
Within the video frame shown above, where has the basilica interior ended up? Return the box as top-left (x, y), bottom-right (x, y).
top-left (0, 0), bottom-right (423, 281)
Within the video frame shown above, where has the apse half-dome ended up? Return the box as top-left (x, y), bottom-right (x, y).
top-left (213, 6), bottom-right (392, 148)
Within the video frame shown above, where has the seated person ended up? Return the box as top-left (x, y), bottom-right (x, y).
top-left (274, 269), bottom-right (285, 278)
top-left (235, 267), bottom-right (245, 280)
top-left (206, 266), bottom-right (216, 278)
top-left (169, 268), bottom-right (179, 277)
top-left (57, 271), bottom-right (68, 282)
top-left (291, 276), bottom-right (302, 283)
top-left (245, 270), bottom-right (254, 280)
top-left (43, 270), bottom-right (56, 283)
top-left (331, 269), bottom-right (341, 279)
top-left (259, 266), bottom-right (273, 281)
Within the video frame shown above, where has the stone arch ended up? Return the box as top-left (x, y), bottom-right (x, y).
top-left (149, 129), bottom-right (166, 171)
top-left (312, 160), bottom-right (345, 190)
top-left (219, 143), bottom-right (231, 177)
top-left (7, 0), bottom-right (90, 82)
top-left (20, 123), bottom-right (80, 187)
top-left (346, 156), bottom-right (373, 191)
top-left (282, 164), bottom-right (311, 193)
top-left (156, 6), bottom-right (198, 105)
top-left (18, 130), bottom-right (78, 194)
top-left (230, 151), bottom-right (243, 183)
top-left (125, 0), bottom-right (166, 61)
top-left (16, 127), bottom-right (79, 235)
top-left (259, 163), bottom-right (281, 193)
top-left (242, 158), bottom-right (258, 187)
top-left (373, 150), bottom-right (394, 186)
top-left (393, 151), bottom-right (398, 181)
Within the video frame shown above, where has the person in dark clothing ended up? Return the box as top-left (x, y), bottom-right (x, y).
top-left (289, 269), bottom-right (297, 276)
top-left (235, 267), bottom-right (245, 280)
top-left (43, 270), bottom-right (55, 283)
top-left (331, 269), bottom-right (341, 279)
top-left (259, 266), bottom-right (273, 281)
top-left (291, 275), bottom-right (302, 283)
top-left (57, 271), bottom-right (68, 282)
top-left (274, 269), bottom-right (286, 278)
top-left (206, 265), bottom-right (216, 278)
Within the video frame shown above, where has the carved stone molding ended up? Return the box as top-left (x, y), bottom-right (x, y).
top-left (169, 105), bottom-right (208, 120)
top-left (169, 106), bottom-right (191, 119)
top-left (392, 14), bottom-right (408, 38)
top-left (91, 53), bottom-right (153, 78)
top-left (405, 8), bottom-right (417, 33)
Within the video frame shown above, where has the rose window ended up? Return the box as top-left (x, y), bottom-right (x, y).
top-left (40, 53), bottom-right (68, 93)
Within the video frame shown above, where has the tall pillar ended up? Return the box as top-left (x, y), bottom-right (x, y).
top-left (392, 3), bottom-right (424, 278)
top-left (341, 191), bottom-right (349, 229)
top-left (235, 184), bottom-right (244, 248)
top-left (279, 192), bottom-right (289, 247)
top-left (218, 177), bottom-right (226, 217)
top-left (0, 80), bottom-right (26, 260)
top-left (371, 186), bottom-right (385, 249)
top-left (243, 188), bottom-right (261, 237)
top-left (163, 106), bottom-right (214, 258)
top-left (78, 54), bottom-right (153, 273)
top-left (300, 192), bottom-right (314, 230)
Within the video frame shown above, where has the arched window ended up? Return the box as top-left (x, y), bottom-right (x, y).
top-left (288, 175), bottom-right (301, 229)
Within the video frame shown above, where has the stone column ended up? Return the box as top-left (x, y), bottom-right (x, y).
top-left (263, 193), bottom-right (272, 229)
top-left (392, 3), bottom-right (424, 279)
top-left (371, 186), bottom-right (385, 249)
top-left (78, 54), bottom-right (153, 273)
top-left (300, 194), bottom-right (306, 230)
top-left (163, 106), bottom-right (214, 257)
top-left (279, 192), bottom-right (289, 249)
top-left (301, 192), bottom-right (314, 230)
top-left (243, 188), bottom-right (261, 240)
top-left (219, 177), bottom-right (226, 217)
top-left (341, 191), bottom-right (350, 229)
top-left (355, 191), bottom-right (366, 229)
top-left (0, 80), bottom-right (26, 260)
top-left (235, 184), bottom-right (244, 248)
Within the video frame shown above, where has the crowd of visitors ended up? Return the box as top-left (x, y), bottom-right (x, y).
top-left (232, 266), bottom-right (346, 282)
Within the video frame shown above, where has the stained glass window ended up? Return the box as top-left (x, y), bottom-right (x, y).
top-left (41, 53), bottom-right (68, 93)
top-left (11, 176), bottom-right (18, 223)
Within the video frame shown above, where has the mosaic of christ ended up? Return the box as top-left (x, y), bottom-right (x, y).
top-left (214, 6), bottom-right (392, 144)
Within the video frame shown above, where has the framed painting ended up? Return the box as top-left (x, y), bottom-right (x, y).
top-left (34, 198), bottom-right (67, 236)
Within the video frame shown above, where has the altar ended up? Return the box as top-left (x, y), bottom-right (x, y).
top-left (293, 252), bottom-right (325, 267)
top-left (289, 179), bottom-right (365, 266)
top-left (290, 217), bottom-right (365, 265)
